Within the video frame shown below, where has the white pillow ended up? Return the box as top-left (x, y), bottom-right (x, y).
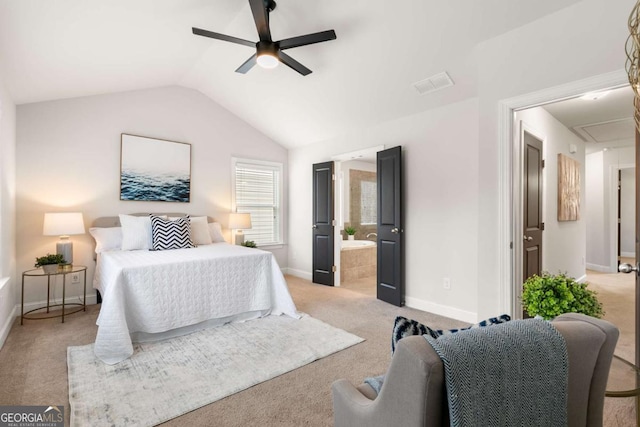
top-left (190, 216), bottom-right (212, 245)
top-left (169, 216), bottom-right (212, 245)
top-left (208, 222), bottom-right (226, 243)
top-left (89, 227), bottom-right (123, 253)
top-left (119, 214), bottom-right (153, 250)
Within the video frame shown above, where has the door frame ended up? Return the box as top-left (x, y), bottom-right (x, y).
top-left (609, 163), bottom-right (636, 272)
top-left (514, 121), bottom-right (547, 307)
top-left (498, 69), bottom-right (628, 317)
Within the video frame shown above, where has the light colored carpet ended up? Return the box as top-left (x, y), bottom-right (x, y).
top-left (587, 267), bottom-right (637, 426)
top-left (6, 273), bottom-right (632, 426)
top-left (339, 275), bottom-right (376, 297)
top-left (67, 314), bottom-right (363, 427)
top-left (0, 275), bottom-right (467, 426)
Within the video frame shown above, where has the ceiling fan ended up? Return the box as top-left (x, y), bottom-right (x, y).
top-left (192, 0), bottom-right (336, 76)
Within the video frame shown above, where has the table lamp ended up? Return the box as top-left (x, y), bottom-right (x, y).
top-left (229, 213), bottom-right (252, 245)
top-left (43, 212), bottom-right (85, 264)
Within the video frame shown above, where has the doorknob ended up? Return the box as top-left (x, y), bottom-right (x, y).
top-left (312, 225), bottom-right (317, 229)
top-left (523, 235), bottom-right (533, 241)
top-left (391, 227), bottom-right (399, 234)
top-left (619, 263), bottom-right (639, 274)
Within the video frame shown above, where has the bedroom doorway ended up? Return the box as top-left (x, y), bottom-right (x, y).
top-left (501, 71), bottom-right (630, 317)
top-left (313, 145), bottom-right (404, 306)
top-left (336, 157), bottom-right (378, 296)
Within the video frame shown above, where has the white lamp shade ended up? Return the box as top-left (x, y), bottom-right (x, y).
top-left (43, 212), bottom-right (85, 236)
top-left (229, 213), bottom-right (252, 230)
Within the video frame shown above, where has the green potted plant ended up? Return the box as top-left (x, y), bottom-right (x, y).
top-left (344, 226), bottom-right (357, 241)
top-left (521, 272), bottom-right (603, 320)
top-left (35, 253), bottom-right (66, 274)
top-left (241, 240), bottom-right (257, 248)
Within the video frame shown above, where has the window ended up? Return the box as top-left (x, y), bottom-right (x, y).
top-left (232, 158), bottom-right (283, 247)
top-left (360, 180), bottom-right (377, 225)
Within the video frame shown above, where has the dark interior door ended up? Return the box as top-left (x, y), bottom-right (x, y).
top-left (312, 161), bottom-right (334, 286)
top-left (523, 131), bottom-right (544, 283)
top-left (377, 146), bottom-right (403, 306)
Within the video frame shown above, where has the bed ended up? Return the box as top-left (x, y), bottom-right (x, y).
top-left (90, 214), bottom-right (299, 364)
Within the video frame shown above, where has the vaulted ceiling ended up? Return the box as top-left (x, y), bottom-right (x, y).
top-left (0, 0), bottom-right (582, 148)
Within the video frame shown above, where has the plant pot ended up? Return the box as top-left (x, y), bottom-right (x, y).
top-left (348, 235), bottom-right (355, 241)
top-left (42, 264), bottom-right (59, 274)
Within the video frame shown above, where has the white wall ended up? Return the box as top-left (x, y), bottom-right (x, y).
top-left (586, 146), bottom-right (635, 270)
top-left (586, 151), bottom-right (606, 269)
top-left (16, 86), bottom-right (288, 308)
top-left (288, 0), bottom-right (634, 322)
top-left (289, 98), bottom-right (479, 322)
top-left (473, 0), bottom-right (634, 318)
top-left (515, 107), bottom-right (587, 280)
top-left (0, 70), bottom-right (16, 348)
top-left (620, 167), bottom-right (635, 257)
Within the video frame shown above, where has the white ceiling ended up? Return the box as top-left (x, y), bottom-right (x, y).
top-left (541, 86), bottom-right (636, 154)
top-left (0, 0), bottom-right (582, 148)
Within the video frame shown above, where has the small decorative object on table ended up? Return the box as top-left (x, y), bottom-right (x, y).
top-left (229, 212), bottom-right (252, 245)
top-left (35, 253), bottom-right (66, 274)
top-left (241, 240), bottom-right (257, 248)
top-left (521, 272), bottom-right (603, 320)
top-left (344, 226), bottom-right (356, 241)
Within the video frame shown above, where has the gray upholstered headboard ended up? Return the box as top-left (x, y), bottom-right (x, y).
top-left (91, 213), bottom-right (216, 228)
top-left (90, 213), bottom-right (218, 260)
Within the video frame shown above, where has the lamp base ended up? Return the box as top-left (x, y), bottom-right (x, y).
top-left (56, 240), bottom-right (73, 265)
top-left (235, 232), bottom-right (245, 246)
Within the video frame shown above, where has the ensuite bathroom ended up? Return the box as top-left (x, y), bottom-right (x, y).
top-left (338, 159), bottom-right (377, 294)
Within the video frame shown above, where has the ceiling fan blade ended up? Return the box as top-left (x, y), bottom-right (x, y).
top-left (236, 54), bottom-right (258, 74)
top-left (278, 51), bottom-right (312, 76)
top-left (248, 0), bottom-right (272, 42)
top-left (278, 30), bottom-right (336, 50)
top-left (192, 27), bottom-right (255, 48)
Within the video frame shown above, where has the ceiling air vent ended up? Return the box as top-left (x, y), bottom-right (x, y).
top-left (413, 72), bottom-right (454, 95)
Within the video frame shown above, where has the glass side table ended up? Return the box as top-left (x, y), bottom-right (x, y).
top-left (606, 354), bottom-right (640, 426)
top-left (21, 265), bottom-right (87, 324)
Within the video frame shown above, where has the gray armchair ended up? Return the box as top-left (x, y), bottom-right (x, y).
top-left (332, 313), bottom-right (619, 427)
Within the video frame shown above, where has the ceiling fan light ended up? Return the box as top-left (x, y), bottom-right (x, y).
top-left (257, 53), bottom-right (279, 69)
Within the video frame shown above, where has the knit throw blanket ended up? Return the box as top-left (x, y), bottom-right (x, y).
top-left (425, 319), bottom-right (568, 427)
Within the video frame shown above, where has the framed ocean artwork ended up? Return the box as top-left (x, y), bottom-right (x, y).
top-left (120, 134), bottom-right (191, 203)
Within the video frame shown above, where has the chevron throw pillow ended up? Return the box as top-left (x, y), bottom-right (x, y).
top-left (391, 314), bottom-right (511, 354)
top-left (150, 215), bottom-right (195, 251)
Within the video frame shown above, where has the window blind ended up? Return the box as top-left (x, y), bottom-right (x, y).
top-left (234, 161), bottom-right (282, 246)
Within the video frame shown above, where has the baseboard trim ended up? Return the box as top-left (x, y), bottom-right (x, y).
top-left (576, 274), bottom-right (587, 283)
top-left (0, 305), bottom-right (17, 350)
top-left (284, 268), bottom-right (312, 281)
top-left (404, 296), bottom-right (477, 324)
top-left (586, 263), bottom-right (616, 273)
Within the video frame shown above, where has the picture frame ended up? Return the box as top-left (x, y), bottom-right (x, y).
top-left (120, 133), bottom-right (191, 203)
top-left (557, 153), bottom-right (580, 221)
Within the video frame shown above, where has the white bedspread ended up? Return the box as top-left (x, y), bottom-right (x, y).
top-left (93, 243), bottom-right (299, 364)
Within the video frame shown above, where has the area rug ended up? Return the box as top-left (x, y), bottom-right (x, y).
top-left (67, 314), bottom-right (363, 426)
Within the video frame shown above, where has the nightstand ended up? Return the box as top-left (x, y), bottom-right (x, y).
top-left (21, 265), bottom-right (87, 324)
